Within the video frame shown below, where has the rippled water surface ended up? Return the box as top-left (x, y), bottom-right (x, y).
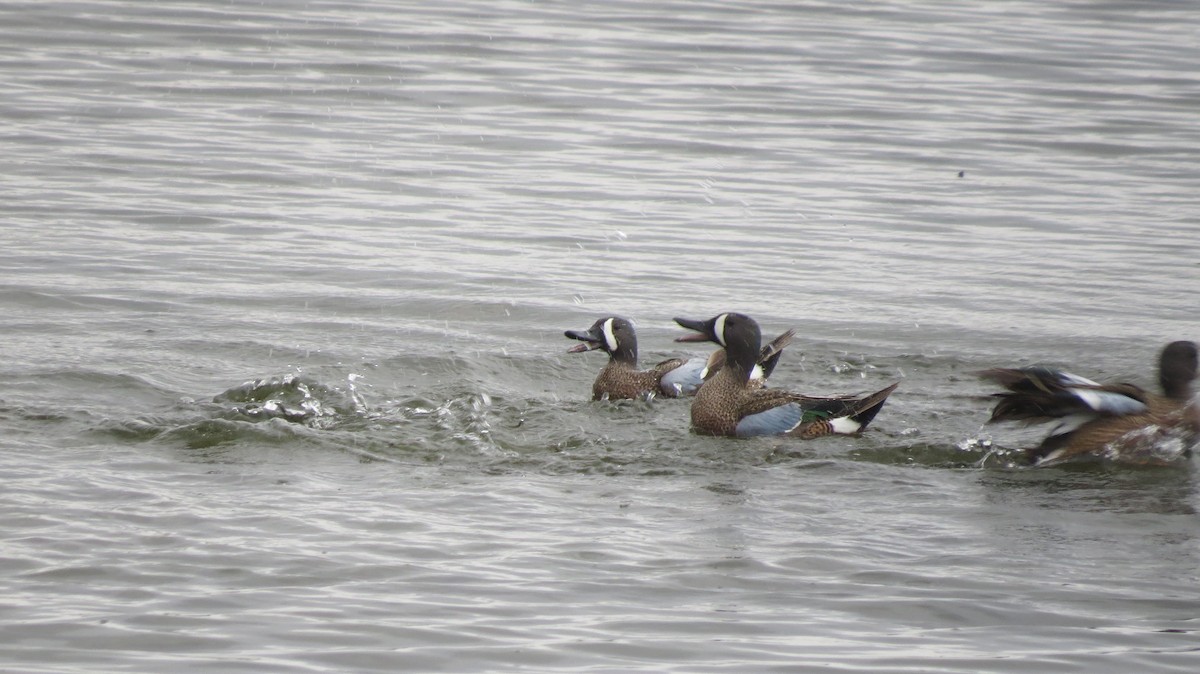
top-left (3, 1), bottom-right (1199, 672)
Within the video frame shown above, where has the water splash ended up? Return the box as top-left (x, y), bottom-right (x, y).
top-left (212, 374), bottom-right (365, 428)
top-left (1098, 425), bottom-right (1194, 467)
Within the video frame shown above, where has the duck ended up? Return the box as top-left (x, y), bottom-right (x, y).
top-left (978, 340), bottom-right (1199, 466)
top-left (564, 316), bottom-right (794, 401)
top-left (673, 312), bottom-right (899, 437)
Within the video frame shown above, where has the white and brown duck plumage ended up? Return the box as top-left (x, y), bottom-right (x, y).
top-left (674, 312), bottom-right (898, 438)
top-left (978, 340), bottom-right (1199, 466)
top-left (565, 316), bottom-right (793, 401)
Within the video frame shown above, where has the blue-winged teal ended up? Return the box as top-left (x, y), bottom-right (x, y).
top-left (979, 340), bottom-right (1199, 466)
top-left (565, 316), bottom-right (794, 401)
top-left (674, 312), bottom-right (898, 437)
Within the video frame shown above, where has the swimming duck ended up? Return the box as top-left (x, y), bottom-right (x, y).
top-left (979, 340), bottom-right (1199, 466)
top-left (674, 312), bottom-right (899, 437)
top-left (565, 316), bottom-right (794, 401)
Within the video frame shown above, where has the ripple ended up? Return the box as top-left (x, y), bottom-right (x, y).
top-left (4, 1), bottom-right (1200, 672)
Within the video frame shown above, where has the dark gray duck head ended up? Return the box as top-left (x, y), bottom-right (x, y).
top-left (1160, 340), bottom-right (1198, 400)
top-left (674, 312), bottom-right (761, 374)
top-left (565, 316), bottom-right (639, 364)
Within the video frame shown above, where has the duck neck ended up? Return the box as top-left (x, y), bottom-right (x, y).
top-left (724, 342), bottom-right (759, 383)
top-left (609, 344), bottom-right (638, 368)
top-left (1161, 375), bottom-right (1193, 401)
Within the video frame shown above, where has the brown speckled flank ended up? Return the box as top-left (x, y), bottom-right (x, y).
top-left (676, 312), bottom-right (898, 438)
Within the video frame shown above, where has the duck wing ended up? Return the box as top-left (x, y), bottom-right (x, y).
top-left (657, 358), bottom-right (705, 397)
top-left (978, 367), bottom-right (1148, 422)
top-left (756, 329), bottom-right (796, 380)
top-left (732, 383), bottom-right (898, 438)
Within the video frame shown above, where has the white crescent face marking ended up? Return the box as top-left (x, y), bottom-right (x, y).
top-left (713, 313), bottom-right (728, 347)
top-left (602, 318), bottom-right (619, 353)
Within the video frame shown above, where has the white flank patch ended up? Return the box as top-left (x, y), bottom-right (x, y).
top-left (749, 364), bottom-right (764, 381)
top-left (713, 313), bottom-right (728, 347)
top-left (829, 417), bottom-right (862, 434)
top-left (602, 318), bottom-right (618, 352)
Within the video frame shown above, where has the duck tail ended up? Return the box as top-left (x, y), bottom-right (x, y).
top-left (847, 381), bottom-right (899, 430)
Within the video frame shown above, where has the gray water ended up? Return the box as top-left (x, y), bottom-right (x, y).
top-left (3, 1), bottom-right (1199, 672)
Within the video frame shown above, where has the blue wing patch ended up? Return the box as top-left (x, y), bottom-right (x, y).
top-left (735, 402), bottom-right (805, 438)
top-left (1067, 388), bottom-right (1148, 416)
top-left (660, 359), bottom-right (706, 397)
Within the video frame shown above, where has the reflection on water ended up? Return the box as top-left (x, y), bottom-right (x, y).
top-left (979, 464), bottom-right (1200, 516)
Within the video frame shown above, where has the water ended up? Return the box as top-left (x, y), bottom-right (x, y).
top-left (3, 1), bottom-right (1199, 671)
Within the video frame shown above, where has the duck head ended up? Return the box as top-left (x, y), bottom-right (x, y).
top-left (674, 312), bottom-right (761, 373)
top-left (565, 316), bottom-right (639, 364)
top-left (1160, 340), bottom-right (1199, 400)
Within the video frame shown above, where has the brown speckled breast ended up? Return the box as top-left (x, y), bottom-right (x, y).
top-left (689, 369), bottom-right (746, 436)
